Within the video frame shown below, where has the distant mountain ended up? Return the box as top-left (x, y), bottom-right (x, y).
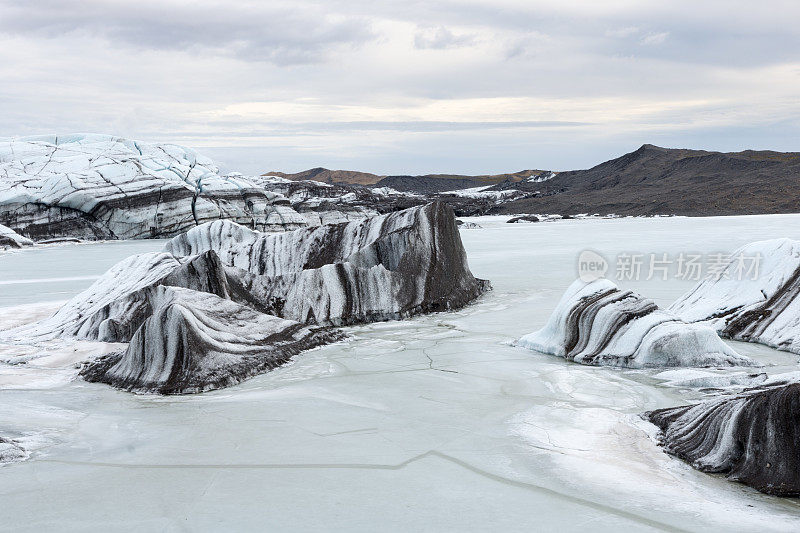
top-left (265, 167), bottom-right (550, 191)
top-left (263, 167), bottom-right (382, 186)
top-left (496, 144), bottom-right (800, 216)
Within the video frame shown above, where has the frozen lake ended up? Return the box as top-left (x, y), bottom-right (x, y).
top-left (2, 215), bottom-right (800, 531)
top-left (0, 240), bottom-right (168, 308)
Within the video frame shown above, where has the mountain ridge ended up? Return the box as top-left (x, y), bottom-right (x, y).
top-left (266, 144), bottom-right (800, 216)
top-left (495, 144), bottom-right (800, 216)
top-left (264, 167), bottom-right (549, 189)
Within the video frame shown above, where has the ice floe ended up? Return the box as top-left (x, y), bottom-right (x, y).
top-left (670, 238), bottom-right (800, 355)
top-left (518, 279), bottom-right (754, 368)
top-left (647, 381), bottom-right (800, 496)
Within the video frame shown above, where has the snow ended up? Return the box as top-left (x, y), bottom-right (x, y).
top-left (526, 171), bottom-right (558, 182)
top-left (369, 186), bottom-right (418, 197)
top-left (439, 185), bottom-right (525, 201)
top-left (2, 214), bottom-right (800, 529)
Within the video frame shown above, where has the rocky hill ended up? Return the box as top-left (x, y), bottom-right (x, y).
top-left (266, 167), bottom-right (549, 191)
top-left (264, 168), bottom-right (382, 186)
top-left (494, 144), bottom-right (800, 216)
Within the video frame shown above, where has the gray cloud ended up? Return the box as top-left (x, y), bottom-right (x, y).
top-left (0, 0), bottom-right (798, 175)
top-left (0, 0), bottom-right (376, 65)
top-left (159, 120), bottom-right (591, 137)
top-left (414, 25), bottom-right (475, 49)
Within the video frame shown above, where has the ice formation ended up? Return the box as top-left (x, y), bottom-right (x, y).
top-left (670, 238), bottom-right (800, 354)
top-left (647, 381), bottom-right (800, 496)
top-left (652, 369), bottom-right (768, 390)
top-left (0, 437), bottom-right (27, 464)
top-left (517, 279), bottom-right (754, 368)
top-left (163, 201), bottom-right (491, 326)
top-left (254, 175), bottom-right (414, 226)
top-left (4, 202), bottom-right (489, 393)
top-left (1, 251), bottom-right (239, 343)
top-left (0, 223), bottom-right (33, 248)
top-left (80, 286), bottom-right (341, 394)
top-left (0, 134), bottom-right (306, 240)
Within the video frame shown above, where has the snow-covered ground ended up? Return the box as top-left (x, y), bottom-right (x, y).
top-left (440, 185), bottom-right (525, 201)
top-left (2, 215), bottom-right (800, 530)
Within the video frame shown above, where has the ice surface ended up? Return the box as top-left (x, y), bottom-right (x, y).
top-left (2, 214), bottom-right (800, 530)
top-left (0, 239), bottom-right (167, 308)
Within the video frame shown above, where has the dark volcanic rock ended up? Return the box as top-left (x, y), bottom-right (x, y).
top-left (81, 286), bottom-right (342, 394)
top-left (263, 167), bottom-right (383, 186)
top-left (376, 175), bottom-right (482, 194)
top-left (266, 168), bottom-right (547, 190)
top-left (647, 382), bottom-right (800, 496)
top-left (497, 144), bottom-right (800, 216)
top-left (507, 215), bottom-right (540, 223)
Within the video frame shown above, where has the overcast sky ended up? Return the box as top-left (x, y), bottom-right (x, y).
top-left (1, 0), bottom-right (799, 174)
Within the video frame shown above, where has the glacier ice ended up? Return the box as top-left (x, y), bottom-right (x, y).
top-left (4, 202), bottom-right (489, 393)
top-left (0, 134), bottom-right (306, 240)
top-left (517, 279), bottom-right (754, 368)
top-left (647, 381), bottom-right (800, 496)
top-left (670, 238), bottom-right (800, 354)
top-left (0, 223), bottom-right (33, 248)
top-left (164, 202), bottom-right (491, 326)
top-left (80, 286), bottom-right (341, 394)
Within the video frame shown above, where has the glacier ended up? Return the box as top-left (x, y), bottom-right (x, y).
top-left (0, 134), bottom-right (536, 243)
top-left (0, 134), bottom-right (306, 240)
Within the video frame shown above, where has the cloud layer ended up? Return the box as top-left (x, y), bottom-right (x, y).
top-left (1, 0), bottom-right (798, 174)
